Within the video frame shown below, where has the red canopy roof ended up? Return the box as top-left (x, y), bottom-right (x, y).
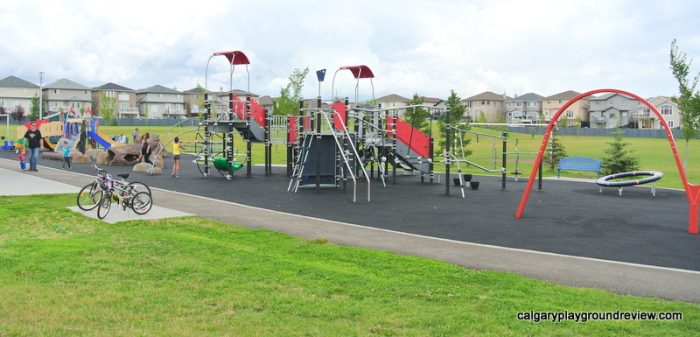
top-left (339, 65), bottom-right (374, 79)
top-left (212, 51), bottom-right (250, 65)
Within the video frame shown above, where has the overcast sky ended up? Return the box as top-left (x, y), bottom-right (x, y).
top-left (2, 0), bottom-right (699, 100)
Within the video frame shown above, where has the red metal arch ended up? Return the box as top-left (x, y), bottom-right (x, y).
top-left (515, 88), bottom-right (700, 234)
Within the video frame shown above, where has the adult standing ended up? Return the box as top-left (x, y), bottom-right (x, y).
top-left (78, 120), bottom-right (87, 154)
top-left (132, 128), bottom-right (139, 144)
top-left (23, 122), bottom-right (44, 172)
top-left (140, 132), bottom-right (152, 165)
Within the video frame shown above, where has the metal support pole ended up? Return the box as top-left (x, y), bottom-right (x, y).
top-left (502, 132), bottom-right (507, 190)
top-left (316, 108), bottom-right (321, 191)
top-left (204, 92), bottom-right (210, 177)
top-left (445, 108), bottom-right (451, 196)
top-left (246, 96), bottom-right (252, 177)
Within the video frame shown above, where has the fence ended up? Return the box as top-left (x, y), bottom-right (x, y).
top-left (508, 126), bottom-right (700, 139)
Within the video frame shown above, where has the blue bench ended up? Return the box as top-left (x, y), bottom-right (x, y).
top-left (557, 157), bottom-right (601, 178)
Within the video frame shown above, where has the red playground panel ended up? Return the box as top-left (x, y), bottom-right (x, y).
top-left (288, 116), bottom-right (297, 144)
top-left (249, 100), bottom-right (266, 127)
top-left (331, 102), bottom-right (346, 130)
top-left (387, 116), bottom-right (430, 158)
top-left (339, 65), bottom-right (375, 79)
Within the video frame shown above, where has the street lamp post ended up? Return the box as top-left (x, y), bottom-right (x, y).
top-left (39, 71), bottom-right (43, 120)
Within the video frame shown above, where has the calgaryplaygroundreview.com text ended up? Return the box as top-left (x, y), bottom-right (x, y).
top-left (516, 310), bottom-right (683, 323)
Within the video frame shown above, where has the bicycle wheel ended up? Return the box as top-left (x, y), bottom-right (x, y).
top-left (77, 183), bottom-right (103, 211)
top-left (131, 191), bottom-right (153, 215)
top-left (97, 193), bottom-right (112, 219)
top-left (128, 182), bottom-right (152, 196)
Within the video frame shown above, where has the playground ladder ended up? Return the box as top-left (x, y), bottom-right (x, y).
top-left (322, 109), bottom-right (370, 202)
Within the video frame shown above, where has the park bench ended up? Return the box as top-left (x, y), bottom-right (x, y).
top-left (557, 157), bottom-right (601, 178)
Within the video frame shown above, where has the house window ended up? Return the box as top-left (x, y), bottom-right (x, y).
top-left (661, 104), bottom-right (672, 115)
top-left (54, 89), bottom-right (59, 94)
top-left (566, 110), bottom-right (574, 118)
top-left (669, 121), bottom-right (674, 127)
top-left (609, 113), bottom-right (615, 119)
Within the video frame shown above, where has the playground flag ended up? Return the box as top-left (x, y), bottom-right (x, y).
top-left (316, 69), bottom-right (326, 82)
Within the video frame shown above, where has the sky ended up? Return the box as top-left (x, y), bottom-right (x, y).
top-left (2, 0), bottom-right (700, 101)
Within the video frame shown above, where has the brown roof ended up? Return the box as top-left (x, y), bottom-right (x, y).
top-left (377, 94), bottom-right (410, 103)
top-left (543, 90), bottom-right (580, 100)
top-left (462, 91), bottom-right (509, 102)
top-left (420, 96), bottom-right (443, 104)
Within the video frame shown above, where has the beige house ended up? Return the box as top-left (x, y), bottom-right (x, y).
top-left (183, 87), bottom-right (207, 116)
top-left (377, 94), bottom-right (410, 110)
top-left (136, 85), bottom-right (185, 119)
top-left (635, 96), bottom-right (681, 129)
top-left (0, 75), bottom-right (40, 115)
top-left (92, 82), bottom-right (139, 119)
top-left (42, 78), bottom-right (92, 114)
top-left (461, 91), bottom-right (509, 122)
top-left (541, 90), bottom-right (589, 126)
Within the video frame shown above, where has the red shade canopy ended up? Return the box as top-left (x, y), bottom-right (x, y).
top-left (339, 65), bottom-right (374, 79)
top-left (213, 50), bottom-right (250, 65)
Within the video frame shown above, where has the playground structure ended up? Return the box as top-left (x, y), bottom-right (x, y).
top-left (191, 50), bottom-right (275, 180)
top-left (13, 107), bottom-right (120, 153)
top-left (286, 65), bottom-right (441, 202)
top-left (597, 171), bottom-right (664, 196)
top-left (515, 88), bottom-right (700, 234)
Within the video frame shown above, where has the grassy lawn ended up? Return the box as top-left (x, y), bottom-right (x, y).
top-left (1, 194), bottom-right (699, 336)
top-left (6, 123), bottom-right (700, 189)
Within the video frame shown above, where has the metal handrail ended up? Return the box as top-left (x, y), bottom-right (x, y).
top-left (325, 109), bottom-right (371, 202)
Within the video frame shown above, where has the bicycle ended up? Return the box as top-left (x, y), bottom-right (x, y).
top-left (96, 172), bottom-right (153, 219)
top-left (77, 162), bottom-right (153, 219)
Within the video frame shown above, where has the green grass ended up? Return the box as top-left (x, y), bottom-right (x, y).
top-left (1, 194), bottom-right (699, 336)
top-left (6, 123), bottom-right (700, 189)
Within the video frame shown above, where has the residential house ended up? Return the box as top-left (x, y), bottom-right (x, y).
top-left (376, 94), bottom-right (410, 110)
top-left (211, 88), bottom-right (259, 114)
top-left (136, 85), bottom-right (185, 119)
top-left (541, 90), bottom-right (589, 126)
top-left (183, 87), bottom-right (207, 117)
top-left (43, 78), bottom-right (92, 114)
top-left (588, 93), bottom-right (640, 128)
top-left (257, 95), bottom-right (274, 114)
top-left (92, 82), bottom-right (139, 119)
top-left (634, 96), bottom-right (681, 129)
top-left (461, 91), bottom-right (509, 122)
top-left (0, 75), bottom-right (40, 116)
top-left (505, 93), bottom-right (543, 123)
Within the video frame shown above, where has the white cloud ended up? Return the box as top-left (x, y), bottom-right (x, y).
top-left (1, 0), bottom-right (699, 100)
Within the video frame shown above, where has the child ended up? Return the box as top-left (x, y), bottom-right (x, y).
top-left (171, 137), bottom-right (185, 177)
top-left (18, 149), bottom-right (27, 171)
top-left (60, 140), bottom-right (72, 170)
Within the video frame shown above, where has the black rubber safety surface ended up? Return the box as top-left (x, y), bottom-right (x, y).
top-left (6, 151), bottom-right (699, 271)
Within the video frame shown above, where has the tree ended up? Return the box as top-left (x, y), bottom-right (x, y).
top-left (99, 91), bottom-right (116, 125)
top-left (273, 67), bottom-right (309, 116)
top-left (546, 128), bottom-right (567, 170)
top-left (557, 114), bottom-right (569, 128)
top-left (601, 130), bottom-right (639, 175)
top-left (196, 84), bottom-right (206, 119)
top-left (12, 106), bottom-right (25, 121)
top-left (669, 39), bottom-right (700, 169)
top-left (438, 90), bottom-right (470, 156)
top-left (404, 93), bottom-right (429, 132)
top-left (28, 94), bottom-right (40, 121)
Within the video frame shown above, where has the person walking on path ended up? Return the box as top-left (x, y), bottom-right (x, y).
top-left (59, 140), bottom-right (72, 170)
top-left (171, 137), bottom-right (185, 177)
top-left (23, 122), bottom-right (44, 172)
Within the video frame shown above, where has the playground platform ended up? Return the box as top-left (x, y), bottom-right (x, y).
top-left (1, 153), bottom-right (699, 302)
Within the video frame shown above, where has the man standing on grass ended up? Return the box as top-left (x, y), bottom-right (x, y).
top-left (23, 122), bottom-right (44, 172)
top-left (133, 128), bottom-right (139, 144)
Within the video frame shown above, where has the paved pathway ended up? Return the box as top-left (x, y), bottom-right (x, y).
top-left (1, 158), bottom-right (699, 303)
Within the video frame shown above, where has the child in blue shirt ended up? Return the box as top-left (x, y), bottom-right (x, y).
top-left (60, 140), bottom-right (72, 170)
top-left (18, 149), bottom-right (27, 171)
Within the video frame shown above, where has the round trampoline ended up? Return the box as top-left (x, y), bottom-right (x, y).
top-left (596, 171), bottom-right (663, 196)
